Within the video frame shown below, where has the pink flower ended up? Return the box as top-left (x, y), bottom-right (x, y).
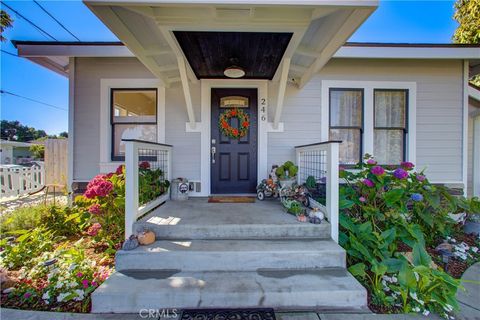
top-left (82, 279), bottom-right (89, 289)
top-left (139, 161), bottom-right (150, 169)
top-left (366, 159), bottom-right (377, 165)
top-left (87, 223), bottom-right (102, 237)
top-left (393, 168), bottom-right (408, 180)
top-left (416, 174), bottom-right (426, 182)
top-left (84, 188), bottom-right (96, 199)
top-left (362, 179), bottom-right (375, 188)
top-left (76, 272), bottom-right (83, 278)
top-left (339, 165), bottom-right (346, 171)
top-left (115, 165), bottom-right (125, 175)
top-left (92, 281), bottom-right (98, 287)
top-left (359, 196), bottom-right (366, 203)
top-left (23, 292), bottom-right (31, 299)
top-left (93, 181), bottom-right (113, 198)
top-left (401, 161), bottom-right (415, 170)
top-left (88, 204), bottom-right (101, 215)
top-left (371, 166), bottom-right (385, 176)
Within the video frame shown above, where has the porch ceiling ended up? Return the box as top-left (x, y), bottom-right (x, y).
top-left (84, 0), bottom-right (378, 88)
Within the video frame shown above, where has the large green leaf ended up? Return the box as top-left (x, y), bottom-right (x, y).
top-left (383, 258), bottom-right (406, 273)
top-left (340, 199), bottom-right (355, 210)
top-left (379, 227), bottom-right (396, 248)
top-left (398, 263), bottom-right (417, 289)
top-left (383, 189), bottom-right (404, 207)
top-left (371, 262), bottom-right (388, 276)
top-left (412, 242), bottom-right (432, 267)
top-left (348, 263), bottom-right (366, 278)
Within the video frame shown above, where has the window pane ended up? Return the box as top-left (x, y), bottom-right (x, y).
top-left (113, 124), bottom-right (157, 158)
top-left (330, 90), bottom-right (362, 127)
top-left (374, 90), bottom-right (406, 128)
top-left (330, 128), bottom-right (361, 165)
top-left (374, 129), bottom-right (404, 164)
top-left (112, 90), bottom-right (156, 123)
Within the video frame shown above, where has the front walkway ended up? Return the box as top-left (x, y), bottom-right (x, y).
top-left (3, 262), bottom-right (478, 319)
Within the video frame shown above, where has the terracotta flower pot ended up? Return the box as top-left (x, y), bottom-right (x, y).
top-left (297, 214), bottom-right (307, 222)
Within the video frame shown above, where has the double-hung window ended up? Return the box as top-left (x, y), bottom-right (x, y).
top-left (374, 89), bottom-right (407, 165)
top-left (329, 88), bottom-right (363, 165)
top-left (111, 89), bottom-right (157, 161)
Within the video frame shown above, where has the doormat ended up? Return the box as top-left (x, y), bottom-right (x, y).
top-left (180, 308), bottom-right (276, 320)
top-left (208, 196), bottom-right (256, 203)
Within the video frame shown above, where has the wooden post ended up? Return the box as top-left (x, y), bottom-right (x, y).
top-left (124, 141), bottom-right (139, 239)
top-left (326, 142), bottom-right (339, 243)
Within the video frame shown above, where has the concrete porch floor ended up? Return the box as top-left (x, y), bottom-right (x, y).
top-left (139, 198), bottom-right (300, 225)
top-left (135, 198), bottom-right (331, 240)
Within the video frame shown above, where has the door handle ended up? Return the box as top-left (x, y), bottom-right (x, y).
top-left (211, 146), bottom-right (216, 164)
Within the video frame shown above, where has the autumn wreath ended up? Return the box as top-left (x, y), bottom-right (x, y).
top-left (218, 108), bottom-right (250, 139)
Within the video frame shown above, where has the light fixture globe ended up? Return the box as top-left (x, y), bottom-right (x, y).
top-left (224, 65), bottom-right (245, 78)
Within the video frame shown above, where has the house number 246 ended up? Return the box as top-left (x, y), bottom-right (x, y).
top-left (260, 98), bottom-right (267, 121)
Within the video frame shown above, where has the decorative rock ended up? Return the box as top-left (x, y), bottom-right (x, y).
top-left (42, 259), bottom-right (58, 267)
top-left (2, 287), bottom-right (14, 294)
top-left (122, 235), bottom-right (139, 251)
top-left (308, 208), bottom-right (324, 220)
top-left (0, 269), bottom-right (15, 289)
top-left (435, 242), bottom-right (453, 253)
top-left (137, 230), bottom-right (156, 245)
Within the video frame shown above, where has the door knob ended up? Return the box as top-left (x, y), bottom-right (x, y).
top-left (211, 146), bottom-right (216, 164)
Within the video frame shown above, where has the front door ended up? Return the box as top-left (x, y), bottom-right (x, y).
top-left (211, 88), bottom-right (258, 194)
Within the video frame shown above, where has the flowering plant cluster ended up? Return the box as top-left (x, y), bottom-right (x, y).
top-left (75, 166), bottom-right (126, 250)
top-left (218, 108), bottom-right (250, 139)
top-left (8, 243), bottom-right (112, 312)
top-left (339, 155), bottom-right (464, 317)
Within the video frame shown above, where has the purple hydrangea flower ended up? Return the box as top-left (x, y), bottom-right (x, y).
top-left (367, 159), bottom-right (377, 165)
top-left (416, 174), bottom-right (426, 182)
top-left (362, 179), bottom-right (375, 188)
top-left (359, 196), bottom-right (366, 203)
top-left (411, 193), bottom-right (423, 202)
top-left (393, 168), bottom-right (408, 180)
top-left (371, 166), bottom-right (385, 176)
top-left (401, 161), bottom-right (415, 170)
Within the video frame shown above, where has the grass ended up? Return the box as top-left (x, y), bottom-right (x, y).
top-left (0, 205), bottom-right (50, 235)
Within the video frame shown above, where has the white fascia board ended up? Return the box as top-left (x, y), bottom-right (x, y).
top-left (17, 44), bottom-right (134, 57)
top-left (334, 46), bottom-right (480, 59)
top-left (85, 0), bottom-right (378, 7)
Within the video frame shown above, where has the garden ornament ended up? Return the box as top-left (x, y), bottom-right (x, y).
top-left (138, 230), bottom-right (156, 245)
top-left (122, 235), bottom-right (139, 250)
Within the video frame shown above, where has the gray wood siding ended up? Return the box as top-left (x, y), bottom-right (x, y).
top-left (74, 58), bottom-right (155, 180)
top-left (73, 57), bottom-right (201, 181)
top-left (268, 59), bottom-right (464, 183)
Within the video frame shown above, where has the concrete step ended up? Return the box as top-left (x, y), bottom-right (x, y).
top-left (133, 220), bottom-right (331, 240)
top-left (115, 239), bottom-right (346, 272)
top-left (91, 268), bottom-right (368, 313)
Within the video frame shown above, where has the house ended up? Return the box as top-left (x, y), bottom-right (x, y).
top-left (12, 0), bottom-right (480, 313)
top-left (0, 139), bottom-right (37, 165)
top-left (468, 84), bottom-right (480, 197)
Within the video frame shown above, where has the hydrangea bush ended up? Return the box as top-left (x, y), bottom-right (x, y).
top-left (339, 155), bottom-right (463, 317)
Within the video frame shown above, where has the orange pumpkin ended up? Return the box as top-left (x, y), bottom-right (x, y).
top-left (137, 230), bottom-right (155, 245)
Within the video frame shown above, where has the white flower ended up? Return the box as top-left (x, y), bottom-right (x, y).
top-left (423, 310), bottom-right (430, 316)
top-left (412, 306), bottom-right (421, 312)
top-left (57, 292), bottom-right (69, 303)
top-left (68, 281), bottom-right (77, 288)
top-left (451, 239), bottom-right (456, 243)
top-left (73, 289), bottom-right (84, 301)
top-left (391, 276), bottom-right (398, 283)
top-left (8, 262), bottom-right (13, 268)
top-left (42, 292), bottom-right (50, 300)
top-left (471, 247), bottom-right (478, 253)
top-left (68, 263), bottom-right (77, 271)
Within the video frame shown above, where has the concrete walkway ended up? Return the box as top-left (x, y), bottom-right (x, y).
top-left (2, 263), bottom-right (479, 320)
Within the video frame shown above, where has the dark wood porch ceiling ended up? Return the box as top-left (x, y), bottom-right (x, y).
top-left (173, 31), bottom-right (292, 80)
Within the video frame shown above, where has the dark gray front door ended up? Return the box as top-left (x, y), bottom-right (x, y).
top-left (211, 88), bottom-right (258, 194)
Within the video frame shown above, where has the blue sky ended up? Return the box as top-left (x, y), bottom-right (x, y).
top-left (0, 0), bottom-right (458, 135)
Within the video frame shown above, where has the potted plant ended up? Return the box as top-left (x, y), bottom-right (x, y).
top-left (275, 161), bottom-right (298, 188)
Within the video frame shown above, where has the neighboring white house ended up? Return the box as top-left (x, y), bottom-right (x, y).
top-left (0, 140), bottom-right (36, 165)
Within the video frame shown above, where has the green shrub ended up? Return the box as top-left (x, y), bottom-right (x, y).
top-left (0, 228), bottom-right (57, 270)
top-left (0, 205), bottom-right (47, 234)
top-left (339, 155), bottom-right (462, 317)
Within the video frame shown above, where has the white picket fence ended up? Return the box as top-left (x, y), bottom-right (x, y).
top-left (0, 164), bottom-right (45, 198)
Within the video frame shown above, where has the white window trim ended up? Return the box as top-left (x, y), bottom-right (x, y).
top-left (321, 80), bottom-right (417, 164)
top-left (99, 78), bottom-right (165, 173)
